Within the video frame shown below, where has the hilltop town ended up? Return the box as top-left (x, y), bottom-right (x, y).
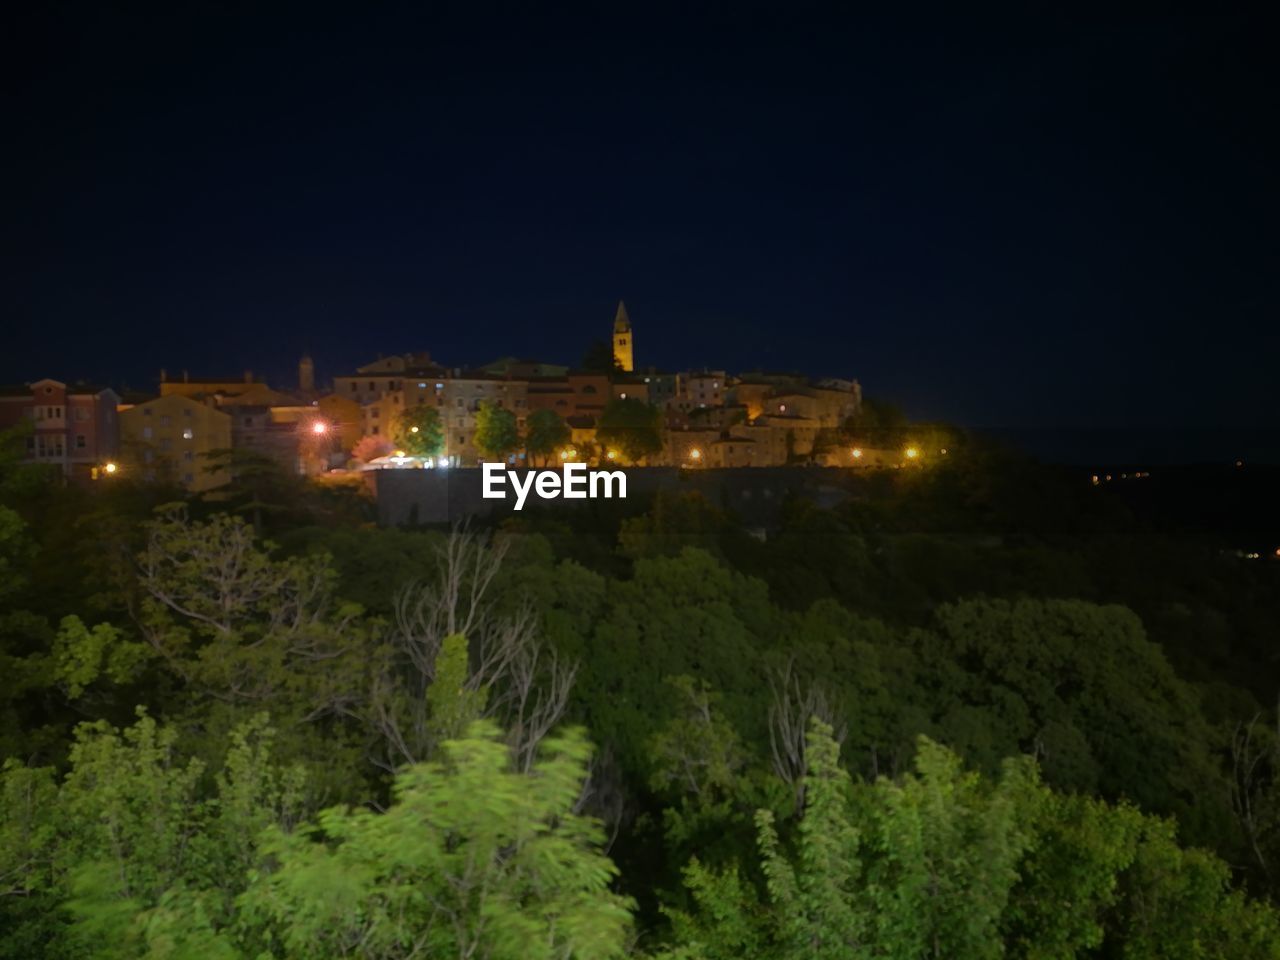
top-left (0, 302), bottom-right (931, 490)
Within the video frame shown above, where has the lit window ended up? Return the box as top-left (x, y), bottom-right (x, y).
top-left (182, 427), bottom-right (194, 440)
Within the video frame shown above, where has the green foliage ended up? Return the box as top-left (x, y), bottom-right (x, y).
top-left (664, 723), bottom-right (1280, 960)
top-left (526, 408), bottom-right (572, 465)
top-left (428, 632), bottom-right (488, 744)
top-left (233, 721), bottom-right (633, 959)
top-left (5, 428), bottom-right (1280, 955)
top-left (0, 709), bottom-right (306, 955)
top-left (50, 615), bottom-right (150, 698)
top-left (392, 402), bottom-right (445, 457)
top-left (597, 397), bottom-right (663, 464)
top-left (474, 400), bottom-right (521, 460)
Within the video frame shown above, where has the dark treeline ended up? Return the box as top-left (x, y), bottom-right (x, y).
top-left (2, 425), bottom-right (1280, 958)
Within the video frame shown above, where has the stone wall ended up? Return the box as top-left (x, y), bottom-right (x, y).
top-left (371, 466), bottom-right (871, 527)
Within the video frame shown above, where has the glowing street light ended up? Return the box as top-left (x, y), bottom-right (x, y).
top-left (410, 426), bottom-right (419, 433)
top-left (690, 448), bottom-right (702, 461)
top-left (904, 446), bottom-right (921, 460)
top-left (606, 450), bottom-right (616, 460)
top-left (851, 448), bottom-right (863, 459)
top-left (103, 462), bottom-right (118, 474)
top-left (311, 420), bottom-right (328, 435)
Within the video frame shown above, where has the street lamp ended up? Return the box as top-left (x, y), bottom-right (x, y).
top-left (103, 461), bottom-right (118, 475)
top-left (904, 446), bottom-right (920, 460)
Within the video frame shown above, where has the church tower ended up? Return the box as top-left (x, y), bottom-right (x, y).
top-left (612, 301), bottom-right (634, 372)
top-left (298, 353), bottom-right (315, 394)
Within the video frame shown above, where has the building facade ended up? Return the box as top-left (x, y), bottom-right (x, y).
top-left (118, 394), bottom-right (232, 491)
top-left (0, 379), bottom-right (119, 481)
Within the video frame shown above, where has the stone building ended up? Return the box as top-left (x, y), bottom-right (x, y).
top-left (118, 394), bottom-right (232, 491)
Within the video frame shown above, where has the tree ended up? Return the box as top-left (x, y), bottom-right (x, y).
top-left (526, 408), bottom-right (571, 466)
top-left (201, 447), bottom-right (309, 534)
top-left (474, 401), bottom-right (520, 461)
top-left (597, 398), bottom-right (663, 464)
top-left (369, 527), bottom-right (578, 773)
top-left (0, 710), bottom-right (306, 955)
top-left (582, 339), bottom-right (622, 375)
top-left (662, 723), bottom-right (1280, 960)
top-left (393, 403), bottom-right (444, 458)
top-left (233, 721), bottom-right (633, 959)
top-left (351, 434), bottom-right (393, 464)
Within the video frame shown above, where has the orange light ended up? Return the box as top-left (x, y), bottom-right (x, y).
top-left (311, 421), bottom-right (327, 435)
top-left (103, 462), bottom-right (118, 474)
top-left (851, 448), bottom-right (863, 459)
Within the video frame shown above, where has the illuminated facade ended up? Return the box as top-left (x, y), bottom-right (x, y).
top-left (0, 379), bottom-right (119, 481)
top-left (118, 393), bottom-right (232, 491)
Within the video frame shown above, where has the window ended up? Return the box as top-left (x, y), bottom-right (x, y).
top-left (371, 407), bottom-right (380, 419)
top-left (184, 451), bottom-right (193, 461)
top-left (183, 473), bottom-right (194, 484)
top-left (437, 397), bottom-right (443, 406)
top-left (183, 408), bottom-right (192, 417)
top-left (349, 382), bottom-right (357, 393)
top-left (160, 439), bottom-right (172, 452)
top-left (371, 426), bottom-right (379, 435)
top-left (75, 434), bottom-right (86, 449)
top-left (182, 427), bottom-right (194, 440)
top-left (457, 434), bottom-right (466, 445)
top-left (160, 415), bottom-right (171, 426)
top-left (143, 426), bottom-right (153, 440)
top-left (144, 408), bottom-right (153, 416)
top-left (418, 382), bottom-right (427, 388)
top-left (243, 417), bottom-right (253, 426)
top-left (368, 381), bottom-right (375, 391)
top-left (456, 399), bottom-right (464, 407)
top-left (144, 450), bottom-right (153, 464)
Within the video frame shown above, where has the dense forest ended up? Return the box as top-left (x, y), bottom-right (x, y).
top-left (3, 425), bottom-right (1280, 958)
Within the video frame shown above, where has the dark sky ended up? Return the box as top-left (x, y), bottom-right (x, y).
top-left (4, 4), bottom-right (1276, 429)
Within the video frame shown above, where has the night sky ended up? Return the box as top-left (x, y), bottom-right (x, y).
top-left (5, 5), bottom-right (1277, 432)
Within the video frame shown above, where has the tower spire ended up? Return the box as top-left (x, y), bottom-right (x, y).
top-left (612, 300), bottom-right (634, 372)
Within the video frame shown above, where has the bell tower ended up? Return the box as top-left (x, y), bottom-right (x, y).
top-left (298, 353), bottom-right (315, 394)
top-left (612, 301), bottom-right (634, 373)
